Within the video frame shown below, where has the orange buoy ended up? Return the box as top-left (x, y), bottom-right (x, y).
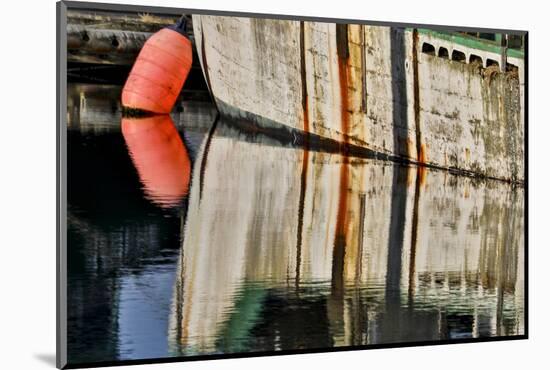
top-left (122, 115), bottom-right (191, 208)
top-left (122, 17), bottom-right (192, 114)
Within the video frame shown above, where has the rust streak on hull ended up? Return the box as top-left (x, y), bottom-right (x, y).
top-left (332, 24), bottom-right (351, 295)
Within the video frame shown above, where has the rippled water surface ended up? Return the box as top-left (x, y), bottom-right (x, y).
top-left (67, 84), bottom-right (525, 364)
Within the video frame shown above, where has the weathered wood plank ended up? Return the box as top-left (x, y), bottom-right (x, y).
top-left (67, 10), bottom-right (192, 34)
top-left (67, 25), bottom-right (198, 65)
top-left (68, 25), bottom-right (150, 53)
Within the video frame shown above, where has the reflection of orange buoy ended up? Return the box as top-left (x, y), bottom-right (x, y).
top-left (122, 115), bottom-right (191, 208)
top-left (121, 17), bottom-right (192, 114)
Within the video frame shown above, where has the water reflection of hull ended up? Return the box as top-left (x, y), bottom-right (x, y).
top-left (168, 122), bottom-right (524, 355)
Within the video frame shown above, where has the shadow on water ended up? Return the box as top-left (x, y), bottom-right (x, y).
top-left (34, 354), bottom-right (56, 367)
top-left (66, 83), bottom-right (525, 364)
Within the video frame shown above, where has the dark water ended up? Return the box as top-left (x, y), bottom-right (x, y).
top-left (67, 84), bottom-right (525, 365)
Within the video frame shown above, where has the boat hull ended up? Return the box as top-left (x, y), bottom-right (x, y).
top-left (192, 15), bottom-right (524, 182)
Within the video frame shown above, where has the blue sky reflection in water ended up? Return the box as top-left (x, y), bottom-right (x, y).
top-left (66, 83), bottom-right (524, 365)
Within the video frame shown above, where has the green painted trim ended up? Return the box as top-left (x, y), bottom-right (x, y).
top-left (412, 28), bottom-right (524, 60)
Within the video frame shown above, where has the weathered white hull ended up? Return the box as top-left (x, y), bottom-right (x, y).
top-left (192, 15), bottom-right (524, 182)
